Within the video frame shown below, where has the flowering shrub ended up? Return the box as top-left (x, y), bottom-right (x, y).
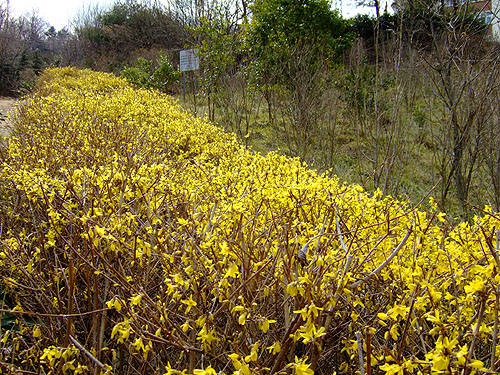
top-left (1, 67), bottom-right (499, 374)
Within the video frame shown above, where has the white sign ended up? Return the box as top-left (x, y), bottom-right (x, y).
top-left (180, 49), bottom-right (199, 72)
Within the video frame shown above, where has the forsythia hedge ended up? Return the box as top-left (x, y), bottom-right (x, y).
top-left (0, 68), bottom-right (499, 375)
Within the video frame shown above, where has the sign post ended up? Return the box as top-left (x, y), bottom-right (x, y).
top-left (180, 49), bottom-right (199, 101)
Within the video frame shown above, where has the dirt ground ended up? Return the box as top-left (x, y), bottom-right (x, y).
top-left (0, 97), bottom-right (16, 138)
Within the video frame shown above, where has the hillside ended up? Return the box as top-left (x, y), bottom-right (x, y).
top-left (0, 68), bottom-right (499, 374)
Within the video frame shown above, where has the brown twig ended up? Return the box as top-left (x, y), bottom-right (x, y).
top-left (0, 308), bottom-right (112, 318)
top-left (269, 314), bottom-right (303, 374)
top-left (461, 294), bottom-right (487, 375)
top-left (398, 288), bottom-right (418, 361)
top-left (64, 258), bottom-right (75, 347)
top-left (491, 285), bottom-right (499, 371)
top-left (366, 330), bottom-right (372, 375)
top-left (69, 335), bottom-right (109, 373)
top-left (356, 331), bottom-right (365, 375)
top-left (349, 225), bottom-right (413, 289)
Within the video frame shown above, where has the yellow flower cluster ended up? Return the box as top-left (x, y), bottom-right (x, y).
top-left (1, 67), bottom-right (499, 375)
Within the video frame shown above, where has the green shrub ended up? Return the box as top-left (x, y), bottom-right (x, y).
top-left (120, 54), bottom-right (180, 92)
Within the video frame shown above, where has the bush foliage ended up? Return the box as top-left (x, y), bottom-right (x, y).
top-left (1, 68), bottom-right (500, 374)
top-left (120, 54), bottom-right (180, 92)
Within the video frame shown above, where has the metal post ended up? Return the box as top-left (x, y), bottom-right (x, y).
top-left (183, 71), bottom-right (186, 101)
top-left (193, 71), bottom-right (197, 114)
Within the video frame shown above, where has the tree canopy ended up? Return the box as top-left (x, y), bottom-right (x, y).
top-left (248, 0), bottom-right (351, 59)
top-left (246, 0), bottom-right (352, 92)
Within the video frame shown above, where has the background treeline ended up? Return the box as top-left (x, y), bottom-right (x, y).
top-left (0, 0), bottom-right (191, 95)
top-left (1, 0), bottom-right (499, 219)
top-left (0, 4), bottom-right (71, 95)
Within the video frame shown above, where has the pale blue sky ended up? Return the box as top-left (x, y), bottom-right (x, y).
top-left (11, 0), bottom-right (376, 31)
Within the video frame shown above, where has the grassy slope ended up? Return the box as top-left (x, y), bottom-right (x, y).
top-left (176, 70), bottom-right (481, 221)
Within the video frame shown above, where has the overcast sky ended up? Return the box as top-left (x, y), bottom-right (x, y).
top-left (11, 0), bottom-right (375, 31)
top-left (10, 0), bottom-right (115, 30)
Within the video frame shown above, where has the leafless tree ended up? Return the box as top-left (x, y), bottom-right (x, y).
top-left (417, 8), bottom-right (500, 215)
